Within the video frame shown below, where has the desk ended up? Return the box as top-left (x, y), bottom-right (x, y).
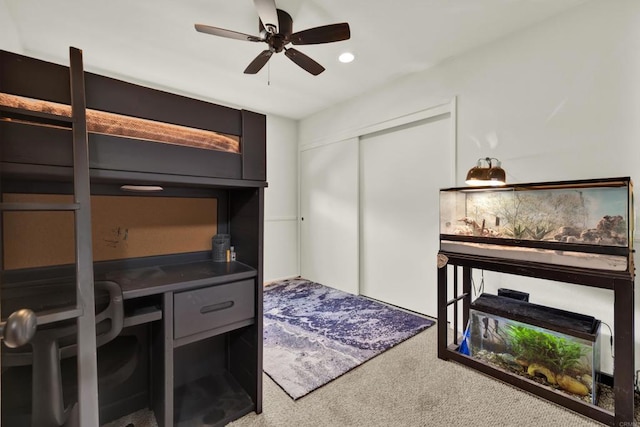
top-left (1, 260), bottom-right (261, 427)
top-left (105, 260), bottom-right (260, 427)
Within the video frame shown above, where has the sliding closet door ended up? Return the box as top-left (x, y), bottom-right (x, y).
top-left (359, 115), bottom-right (452, 317)
top-left (299, 139), bottom-right (358, 294)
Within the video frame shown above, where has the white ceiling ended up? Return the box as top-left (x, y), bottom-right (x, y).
top-left (5, 0), bottom-right (587, 120)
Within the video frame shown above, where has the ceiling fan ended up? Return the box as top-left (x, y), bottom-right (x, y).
top-left (195, 0), bottom-right (351, 76)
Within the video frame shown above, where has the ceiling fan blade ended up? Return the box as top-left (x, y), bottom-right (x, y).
top-left (244, 50), bottom-right (274, 74)
top-left (253, 0), bottom-right (279, 33)
top-left (290, 23), bottom-right (350, 45)
top-left (195, 24), bottom-right (263, 42)
top-left (284, 48), bottom-right (325, 76)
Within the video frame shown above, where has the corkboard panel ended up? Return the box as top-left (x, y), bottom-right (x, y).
top-left (3, 194), bottom-right (75, 270)
top-left (3, 194), bottom-right (217, 270)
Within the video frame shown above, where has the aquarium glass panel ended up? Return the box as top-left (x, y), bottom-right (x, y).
top-left (440, 185), bottom-right (629, 247)
top-left (468, 309), bottom-right (599, 405)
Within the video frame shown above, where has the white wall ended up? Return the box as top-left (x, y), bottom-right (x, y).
top-left (0, 0), bottom-right (22, 53)
top-left (264, 114), bottom-right (299, 282)
top-left (300, 0), bottom-right (640, 374)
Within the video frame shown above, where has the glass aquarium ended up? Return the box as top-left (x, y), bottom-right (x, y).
top-left (440, 177), bottom-right (634, 271)
top-left (467, 294), bottom-right (601, 405)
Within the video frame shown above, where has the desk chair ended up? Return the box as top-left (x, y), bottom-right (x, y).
top-left (2, 280), bottom-right (130, 427)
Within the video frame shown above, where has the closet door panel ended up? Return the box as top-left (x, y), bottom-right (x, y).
top-left (360, 115), bottom-right (452, 316)
top-left (300, 139), bottom-right (358, 294)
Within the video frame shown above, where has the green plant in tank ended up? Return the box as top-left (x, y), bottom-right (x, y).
top-left (504, 224), bottom-right (527, 239)
top-left (506, 325), bottom-right (587, 373)
top-left (528, 225), bottom-right (550, 240)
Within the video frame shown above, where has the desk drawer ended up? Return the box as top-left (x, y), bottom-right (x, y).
top-left (174, 280), bottom-right (254, 339)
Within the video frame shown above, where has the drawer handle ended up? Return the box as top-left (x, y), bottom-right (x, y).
top-left (200, 301), bottom-right (234, 314)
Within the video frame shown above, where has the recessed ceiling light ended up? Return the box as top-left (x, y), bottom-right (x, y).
top-left (338, 52), bottom-right (355, 63)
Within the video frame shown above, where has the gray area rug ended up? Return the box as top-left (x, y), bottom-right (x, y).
top-left (263, 278), bottom-right (435, 399)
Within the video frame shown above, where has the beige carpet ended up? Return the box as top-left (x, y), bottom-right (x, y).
top-left (101, 408), bottom-right (157, 427)
top-left (104, 326), bottom-right (609, 427)
top-left (229, 326), bottom-right (601, 427)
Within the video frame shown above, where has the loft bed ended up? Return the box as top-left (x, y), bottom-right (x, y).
top-left (0, 49), bottom-right (266, 183)
top-left (0, 49), bottom-right (265, 427)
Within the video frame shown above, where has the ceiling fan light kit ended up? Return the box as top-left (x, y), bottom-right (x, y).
top-left (195, 0), bottom-right (350, 76)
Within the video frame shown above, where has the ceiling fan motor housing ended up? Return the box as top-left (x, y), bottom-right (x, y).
top-left (260, 9), bottom-right (293, 52)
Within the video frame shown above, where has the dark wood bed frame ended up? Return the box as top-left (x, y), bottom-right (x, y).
top-left (1, 47), bottom-right (266, 427)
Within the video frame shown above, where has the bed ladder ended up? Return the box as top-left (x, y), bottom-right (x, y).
top-left (0, 47), bottom-right (100, 427)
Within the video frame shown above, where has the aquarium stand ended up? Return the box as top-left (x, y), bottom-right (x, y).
top-left (437, 252), bottom-right (634, 427)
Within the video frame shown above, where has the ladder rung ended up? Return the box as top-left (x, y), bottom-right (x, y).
top-left (1, 307), bottom-right (83, 327)
top-left (0, 202), bottom-right (81, 212)
top-left (36, 307), bottom-right (83, 326)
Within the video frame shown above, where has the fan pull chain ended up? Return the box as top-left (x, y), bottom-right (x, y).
top-left (268, 60), bottom-right (271, 86)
